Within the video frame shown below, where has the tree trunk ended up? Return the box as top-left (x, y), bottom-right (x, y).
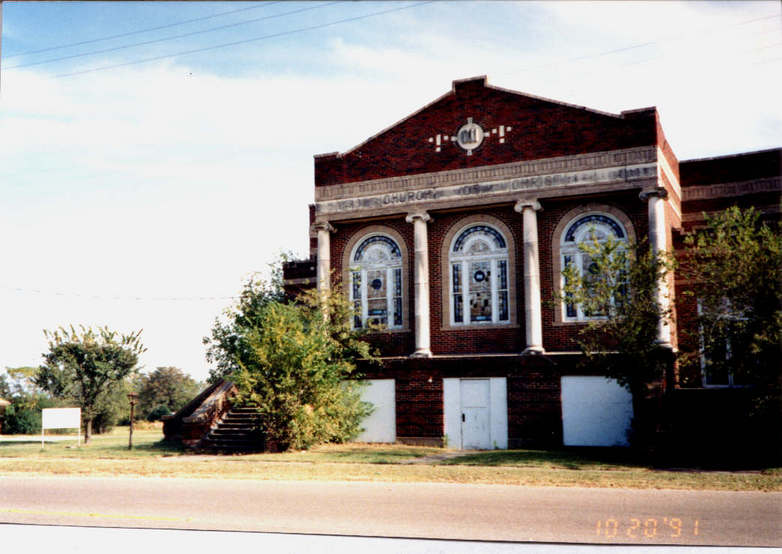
top-left (84, 418), bottom-right (92, 444)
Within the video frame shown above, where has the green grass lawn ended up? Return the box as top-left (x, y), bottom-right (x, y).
top-left (0, 428), bottom-right (183, 459)
top-left (439, 448), bottom-right (645, 470)
top-left (1, 426), bottom-right (780, 491)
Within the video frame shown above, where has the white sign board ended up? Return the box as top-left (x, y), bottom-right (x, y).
top-left (41, 408), bottom-right (81, 448)
top-left (42, 408), bottom-right (81, 429)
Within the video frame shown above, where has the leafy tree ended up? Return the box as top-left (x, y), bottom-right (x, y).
top-left (2, 404), bottom-right (42, 435)
top-left (204, 269), bottom-right (285, 383)
top-left (679, 207), bottom-right (782, 388)
top-left (231, 289), bottom-right (375, 451)
top-left (3, 366), bottom-right (44, 398)
top-left (675, 207), bottom-right (782, 463)
top-left (92, 376), bottom-right (135, 433)
top-left (0, 374), bottom-right (10, 400)
top-left (137, 366), bottom-right (202, 421)
top-left (146, 404), bottom-right (173, 422)
top-left (35, 325), bottom-right (146, 443)
top-left (0, 367), bottom-right (55, 435)
top-left (559, 235), bottom-right (675, 392)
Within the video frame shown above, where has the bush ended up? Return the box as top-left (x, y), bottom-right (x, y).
top-left (146, 404), bottom-right (172, 422)
top-left (232, 290), bottom-right (375, 451)
top-left (136, 367), bottom-right (201, 421)
top-left (91, 406), bottom-right (118, 434)
top-left (1, 404), bottom-right (41, 434)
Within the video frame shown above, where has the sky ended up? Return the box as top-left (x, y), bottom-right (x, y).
top-left (1, 1), bottom-right (780, 383)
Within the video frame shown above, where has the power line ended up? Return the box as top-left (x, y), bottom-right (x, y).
top-left (9, 2), bottom-right (339, 70)
top-left (496, 12), bottom-right (781, 79)
top-left (54, 1), bottom-right (434, 79)
top-left (6, 3), bottom-right (281, 59)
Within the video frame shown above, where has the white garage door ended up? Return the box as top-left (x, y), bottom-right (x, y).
top-left (354, 379), bottom-right (396, 443)
top-left (561, 376), bottom-right (633, 447)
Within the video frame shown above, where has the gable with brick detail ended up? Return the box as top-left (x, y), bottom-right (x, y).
top-left (315, 75), bottom-right (659, 187)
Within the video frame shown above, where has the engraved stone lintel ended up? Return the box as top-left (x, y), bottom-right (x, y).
top-left (514, 199), bottom-right (542, 213)
top-left (315, 146), bottom-right (658, 202)
top-left (639, 187), bottom-right (668, 201)
top-left (405, 211), bottom-right (432, 224)
top-left (317, 162), bottom-right (657, 217)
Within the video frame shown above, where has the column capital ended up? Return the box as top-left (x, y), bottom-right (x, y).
top-left (405, 211), bottom-right (432, 224)
top-left (514, 199), bottom-right (542, 213)
top-left (311, 221), bottom-right (335, 233)
top-left (639, 187), bottom-right (668, 201)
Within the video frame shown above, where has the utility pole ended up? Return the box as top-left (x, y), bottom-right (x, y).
top-left (127, 392), bottom-right (138, 450)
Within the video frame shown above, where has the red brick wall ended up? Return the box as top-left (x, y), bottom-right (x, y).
top-left (680, 148), bottom-right (781, 187)
top-left (359, 355), bottom-right (567, 446)
top-left (674, 148), bottom-right (781, 386)
top-left (395, 370), bottom-right (444, 442)
top-left (428, 205), bottom-right (524, 354)
top-left (537, 192), bottom-right (649, 351)
top-left (330, 217), bottom-right (415, 357)
top-left (315, 77), bottom-right (657, 187)
top-left (508, 365), bottom-right (563, 447)
top-left (328, 192), bottom-right (654, 357)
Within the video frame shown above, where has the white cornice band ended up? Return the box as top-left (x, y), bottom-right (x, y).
top-left (682, 177), bottom-right (781, 201)
top-left (316, 161), bottom-right (657, 217)
top-left (316, 146), bottom-right (657, 202)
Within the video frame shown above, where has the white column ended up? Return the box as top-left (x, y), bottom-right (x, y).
top-left (514, 199), bottom-right (544, 355)
top-left (405, 211), bottom-right (432, 358)
top-left (640, 187), bottom-right (672, 348)
top-left (314, 221), bottom-right (334, 297)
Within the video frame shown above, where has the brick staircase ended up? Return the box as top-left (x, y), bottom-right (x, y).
top-left (198, 406), bottom-right (264, 453)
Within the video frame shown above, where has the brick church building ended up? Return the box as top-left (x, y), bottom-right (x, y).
top-left (282, 76), bottom-right (781, 450)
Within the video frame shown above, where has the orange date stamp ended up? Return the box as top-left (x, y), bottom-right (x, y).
top-left (595, 517), bottom-right (700, 540)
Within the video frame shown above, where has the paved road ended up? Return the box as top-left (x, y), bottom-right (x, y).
top-left (1, 476), bottom-right (779, 546)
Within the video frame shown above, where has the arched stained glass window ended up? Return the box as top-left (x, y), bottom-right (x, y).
top-left (449, 224), bottom-right (510, 325)
top-left (560, 213), bottom-right (627, 321)
top-left (350, 234), bottom-right (403, 329)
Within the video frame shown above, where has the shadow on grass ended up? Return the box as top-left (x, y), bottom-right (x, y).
top-left (440, 447), bottom-right (646, 470)
top-left (134, 439), bottom-right (187, 455)
top-left (168, 443), bottom-right (444, 464)
top-left (311, 447), bottom-right (439, 464)
top-left (441, 447), bottom-right (782, 473)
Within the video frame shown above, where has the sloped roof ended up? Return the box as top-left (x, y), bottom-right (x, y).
top-left (315, 76), bottom-right (658, 187)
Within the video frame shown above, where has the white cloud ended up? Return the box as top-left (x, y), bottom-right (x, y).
top-left (1, 1), bottom-right (780, 380)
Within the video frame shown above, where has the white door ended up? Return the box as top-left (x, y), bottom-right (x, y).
top-left (460, 379), bottom-right (491, 449)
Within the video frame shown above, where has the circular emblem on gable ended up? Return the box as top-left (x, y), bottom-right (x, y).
top-left (456, 119), bottom-right (484, 153)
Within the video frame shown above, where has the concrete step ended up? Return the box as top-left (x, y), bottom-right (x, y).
top-left (197, 407), bottom-right (264, 453)
top-left (209, 429), bottom-right (259, 437)
top-left (204, 437), bottom-right (260, 446)
top-left (201, 441), bottom-right (262, 452)
top-left (216, 426), bottom-right (257, 430)
top-left (222, 413), bottom-right (258, 419)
